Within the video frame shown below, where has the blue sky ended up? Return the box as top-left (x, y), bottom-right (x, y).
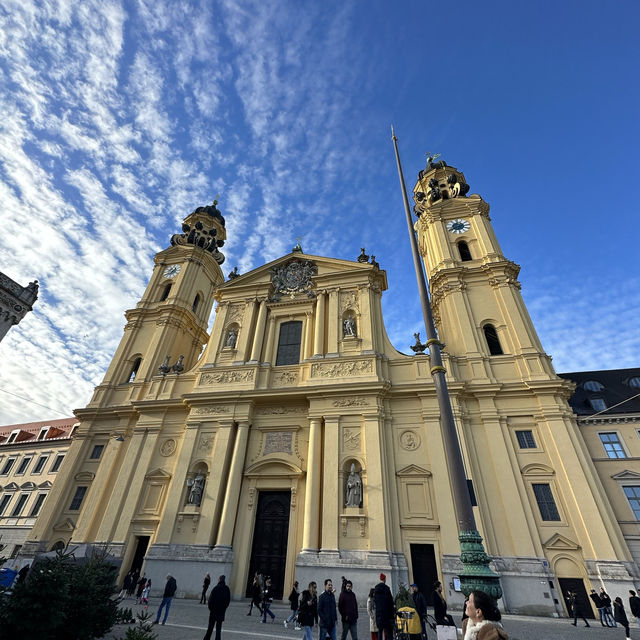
top-left (0, 0), bottom-right (638, 425)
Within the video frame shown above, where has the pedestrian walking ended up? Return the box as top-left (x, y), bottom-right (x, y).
top-left (129, 569), bottom-right (140, 597)
top-left (433, 580), bottom-right (455, 626)
top-left (614, 597), bottom-right (632, 640)
top-left (154, 574), bottom-right (177, 625)
top-left (338, 579), bottom-right (359, 640)
top-left (318, 578), bottom-right (338, 640)
top-left (367, 588), bottom-right (378, 640)
top-left (373, 573), bottom-right (394, 640)
top-left (568, 590), bottom-right (591, 628)
top-left (600, 587), bottom-right (617, 627)
top-left (119, 572), bottom-right (132, 598)
top-left (629, 590), bottom-right (640, 628)
top-left (298, 584), bottom-right (318, 640)
top-left (141, 579), bottom-right (151, 605)
top-left (284, 580), bottom-right (301, 629)
top-left (410, 583), bottom-right (428, 639)
top-left (262, 577), bottom-right (276, 622)
top-left (462, 590), bottom-right (508, 639)
top-left (203, 575), bottom-right (231, 640)
top-left (247, 574), bottom-right (263, 615)
top-left (135, 573), bottom-right (147, 603)
top-left (201, 573), bottom-right (211, 604)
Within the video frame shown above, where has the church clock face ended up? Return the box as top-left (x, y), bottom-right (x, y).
top-left (446, 219), bottom-right (470, 234)
top-left (163, 264), bottom-right (181, 278)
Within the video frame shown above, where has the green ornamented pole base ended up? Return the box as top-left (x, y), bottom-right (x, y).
top-left (458, 529), bottom-right (503, 601)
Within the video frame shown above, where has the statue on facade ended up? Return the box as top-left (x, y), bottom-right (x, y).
top-left (345, 463), bottom-right (362, 507)
top-left (225, 329), bottom-right (238, 348)
top-left (188, 473), bottom-right (205, 506)
top-left (343, 317), bottom-right (357, 338)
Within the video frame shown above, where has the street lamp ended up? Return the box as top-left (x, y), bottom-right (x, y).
top-left (391, 127), bottom-right (502, 600)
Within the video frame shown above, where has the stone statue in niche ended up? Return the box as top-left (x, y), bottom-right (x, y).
top-left (345, 463), bottom-right (362, 507)
top-left (188, 473), bottom-right (205, 506)
top-left (343, 316), bottom-right (357, 338)
top-left (225, 328), bottom-right (238, 348)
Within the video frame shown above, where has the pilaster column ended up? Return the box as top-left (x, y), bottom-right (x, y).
top-left (302, 418), bottom-right (322, 551)
top-left (313, 292), bottom-right (326, 357)
top-left (215, 421), bottom-right (250, 547)
top-left (113, 429), bottom-right (160, 541)
top-left (320, 416), bottom-right (339, 551)
top-left (73, 435), bottom-right (125, 541)
top-left (94, 431), bottom-right (146, 542)
top-left (263, 316), bottom-right (277, 365)
top-left (359, 285), bottom-right (374, 352)
top-left (235, 299), bottom-right (257, 363)
top-left (249, 299), bottom-right (267, 363)
top-left (363, 414), bottom-right (389, 551)
top-left (326, 289), bottom-right (338, 356)
top-left (303, 311), bottom-right (314, 360)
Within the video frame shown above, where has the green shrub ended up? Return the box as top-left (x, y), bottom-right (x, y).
top-left (116, 609), bottom-right (158, 640)
top-left (394, 582), bottom-right (415, 610)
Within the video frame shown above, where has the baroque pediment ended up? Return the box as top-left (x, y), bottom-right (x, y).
top-left (611, 470), bottom-right (640, 481)
top-left (245, 459), bottom-right (303, 478)
top-left (543, 533), bottom-right (581, 550)
top-left (3, 482), bottom-right (19, 491)
top-left (521, 463), bottom-right (555, 476)
top-left (74, 471), bottom-right (95, 482)
top-left (145, 468), bottom-right (172, 480)
top-left (396, 465), bottom-right (432, 477)
top-left (53, 518), bottom-right (76, 533)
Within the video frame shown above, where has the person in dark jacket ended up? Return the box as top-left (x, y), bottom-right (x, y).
top-left (433, 580), bottom-right (454, 626)
top-left (600, 587), bottom-right (617, 627)
top-left (411, 583), bottom-right (428, 639)
top-left (298, 585), bottom-right (317, 640)
top-left (629, 590), bottom-right (640, 629)
top-left (568, 591), bottom-right (591, 628)
top-left (284, 580), bottom-right (300, 629)
top-left (590, 589), bottom-right (608, 626)
top-left (338, 579), bottom-right (359, 639)
top-left (203, 575), bottom-right (231, 640)
top-left (154, 574), bottom-right (177, 625)
top-left (318, 578), bottom-right (338, 640)
top-left (262, 577), bottom-right (276, 622)
top-left (248, 574), bottom-right (263, 615)
top-left (373, 573), bottom-right (394, 640)
top-left (200, 573), bottom-right (211, 604)
top-left (613, 597), bottom-right (631, 640)
top-left (135, 573), bottom-right (147, 603)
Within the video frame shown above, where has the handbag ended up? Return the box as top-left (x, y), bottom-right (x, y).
top-left (436, 624), bottom-right (458, 640)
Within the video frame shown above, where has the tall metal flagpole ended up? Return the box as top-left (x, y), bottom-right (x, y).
top-left (391, 126), bottom-right (502, 600)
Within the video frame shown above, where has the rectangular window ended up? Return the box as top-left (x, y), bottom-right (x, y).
top-left (11, 493), bottom-right (29, 517)
top-left (51, 454), bottom-right (65, 472)
top-left (516, 430), bottom-right (536, 449)
top-left (33, 455), bottom-right (48, 474)
top-left (623, 486), bottom-right (640, 520)
top-left (37, 427), bottom-right (50, 440)
top-left (30, 493), bottom-right (47, 517)
top-left (532, 483), bottom-right (561, 521)
top-left (0, 494), bottom-right (12, 515)
top-left (599, 432), bottom-right (626, 459)
top-left (589, 398), bottom-right (607, 412)
top-left (90, 444), bottom-right (104, 460)
top-left (1, 458), bottom-right (16, 475)
top-left (69, 486), bottom-right (87, 511)
top-left (275, 321), bottom-right (303, 366)
top-left (16, 456), bottom-right (32, 474)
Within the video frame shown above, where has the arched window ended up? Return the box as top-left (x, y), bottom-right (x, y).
top-left (127, 357), bottom-right (142, 383)
top-left (584, 380), bottom-right (604, 392)
top-left (160, 283), bottom-right (172, 301)
top-left (458, 241), bottom-right (472, 262)
top-left (628, 377), bottom-right (640, 389)
top-left (276, 321), bottom-right (303, 365)
top-left (483, 324), bottom-right (503, 355)
top-left (192, 294), bottom-right (201, 313)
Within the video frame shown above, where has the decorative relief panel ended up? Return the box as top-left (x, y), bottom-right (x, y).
top-left (263, 431), bottom-right (293, 455)
top-left (272, 370), bottom-right (298, 387)
top-left (400, 430), bottom-right (420, 451)
top-left (226, 303), bottom-right (244, 324)
top-left (160, 439), bottom-right (177, 457)
top-left (255, 405), bottom-right (306, 415)
top-left (198, 434), bottom-right (215, 452)
top-left (343, 429), bottom-right (361, 451)
top-left (339, 290), bottom-right (359, 315)
top-left (200, 370), bottom-right (254, 385)
top-left (333, 397), bottom-right (368, 407)
top-left (311, 359), bottom-right (373, 378)
top-left (193, 406), bottom-right (230, 415)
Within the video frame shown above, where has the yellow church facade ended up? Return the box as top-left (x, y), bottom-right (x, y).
top-left (23, 164), bottom-right (638, 615)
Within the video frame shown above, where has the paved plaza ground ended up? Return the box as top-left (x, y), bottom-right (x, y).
top-left (104, 597), bottom-right (639, 640)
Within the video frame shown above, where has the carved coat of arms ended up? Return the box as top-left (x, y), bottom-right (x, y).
top-left (269, 259), bottom-right (317, 301)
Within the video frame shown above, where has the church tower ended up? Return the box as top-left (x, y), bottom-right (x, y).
top-left (412, 159), bottom-right (554, 383)
top-left (89, 202), bottom-right (227, 408)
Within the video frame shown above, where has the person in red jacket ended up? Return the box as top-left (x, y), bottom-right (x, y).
top-left (338, 579), bottom-right (359, 639)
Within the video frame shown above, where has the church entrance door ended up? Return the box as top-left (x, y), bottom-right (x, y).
top-left (410, 543), bottom-right (438, 606)
top-left (246, 491), bottom-right (291, 600)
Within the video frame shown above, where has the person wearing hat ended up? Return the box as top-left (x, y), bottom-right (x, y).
top-left (411, 583), bottom-right (428, 639)
top-left (373, 573), bottom-right (394, 640)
